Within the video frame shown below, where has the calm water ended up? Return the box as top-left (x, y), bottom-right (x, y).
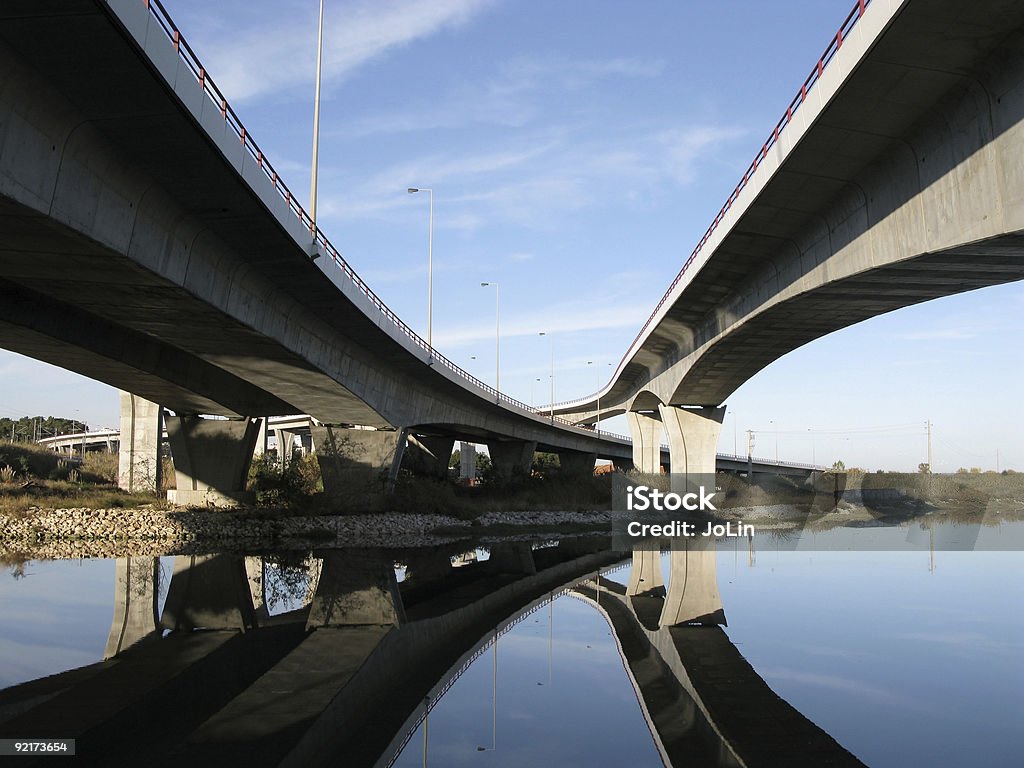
top-left (0, 521), bottom-right (1021, 767)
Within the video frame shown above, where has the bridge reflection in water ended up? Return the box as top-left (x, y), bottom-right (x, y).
top-left (0, 539), bottom-right (864, 767)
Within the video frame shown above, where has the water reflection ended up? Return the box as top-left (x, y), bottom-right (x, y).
top-left (0, 524), bottom-right (1021, 766)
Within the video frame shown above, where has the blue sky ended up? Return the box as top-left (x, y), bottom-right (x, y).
top-left (1, 0), bottom-right (1021, 471)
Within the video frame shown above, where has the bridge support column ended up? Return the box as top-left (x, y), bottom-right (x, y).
top-left (165, 416), bottom-right (262, 507)
top-left (104, 557), bottom-right (161, 659)
top-left (402, 435), bottom-right (454, 480)
top-left (557, 450), bottom-right (597, 476)
top-left (627, 411), bottom-right (663, 473)
top-left (310, 425), bottom-right (407, 498)
top-left (487, 440), bottom-right (536, 482)
top-left (252, 419), bottom-right (268, 457)
top-left (117, 392), bottom-right (163, 493)
top-left (660, 536), bottom-right (726, 627)
top-left (273, 427), bottom-right (297, 465)
top-left (488, 543), bottom-right (537, 575)
top-left (626, 547), bottom-right (665, 597)
top-left (403, 548), bottom-right (454, 584)
top-left (659, 405), bottom-right (725, 484)
top-left (160, 554), bottom-right (258, 631)
top-left (244, 556), bottom-right (271, 625)
top-left (307, 550), bottom-right (405, 628)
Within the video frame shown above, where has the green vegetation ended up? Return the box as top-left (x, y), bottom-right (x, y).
top-left (0, 442), bottom-right (160, 515)
top-left (0, 415), bottom-right (90, 443)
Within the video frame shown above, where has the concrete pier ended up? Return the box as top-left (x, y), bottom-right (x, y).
top-left (557, 450), bottom-right (597, 476)
top-left (160, 555), bottom-right (259, 632)
top-left (165, 416), bottom-right (263, 507)
top-left (104, 557), bottom-right (161, 659)
top-left (626, 547), bottom-right (665, 597)
top-left (660, 404), bottom-right (726, 487)
top-left (117, 392), bottom-right (163, 493)
top-left (307, 550), bottom-right (405, 628)
top-left (487, 439), bottom-right (536, 481)
top-left (660, 537), bottom-right (726, 627)
top-left (402, 435), bottom-right (454, 480)
top-left (627, 411), bottom-right (663, 474)
top-left (311, 425), bottom-right (406, 498)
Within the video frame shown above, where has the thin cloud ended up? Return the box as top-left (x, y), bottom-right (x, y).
top-left (192, 0), bottom-right (497, 103)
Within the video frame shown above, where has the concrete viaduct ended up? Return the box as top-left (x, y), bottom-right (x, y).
top-left (553, 0), bottom-right (1024, 478)
top-left (0, 540), bottom-right (864, 766)
top-left (2, 0), bottom-right (1023, 504)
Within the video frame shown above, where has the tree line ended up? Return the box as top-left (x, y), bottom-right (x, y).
top-left (1, 416), bottom-right (90, 442)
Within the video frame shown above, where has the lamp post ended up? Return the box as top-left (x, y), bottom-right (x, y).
top-left (309, 0), bottom-right (324, 231)
top-left (407, 187), bottom-right (434, 349)
top-left (481, 282), bottom-right (500, 393)
top-left (587, 361), bottom-right (612, 434)
top-left (538, 332), bottom-right (554, 423)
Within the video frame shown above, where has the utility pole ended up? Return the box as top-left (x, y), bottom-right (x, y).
top-left (746, 429), bottom-right (755, 478)
top-left (926, 419), bottom-right (932, 471)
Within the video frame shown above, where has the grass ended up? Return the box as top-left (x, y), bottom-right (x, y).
top-left (0, 442), bottom-right (165, 515)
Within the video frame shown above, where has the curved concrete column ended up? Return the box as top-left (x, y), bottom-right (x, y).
top-left (659, 536), bottom-right (726, 627)
top-left (659, 405), bottom-right (726, 481)
top-left (627, 411), bottom-right (663, 474)
top-left (104, 557), bottom-right (161, 659)
top-left (117, 391), bottom-right (163, 493)
top-left (626, 547), bottom-right (665, 597)
top-left (166, 415), bottom-right (263, 506)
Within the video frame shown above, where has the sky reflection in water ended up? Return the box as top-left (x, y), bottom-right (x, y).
top-left (0, 521), bottom-right (1021, 767)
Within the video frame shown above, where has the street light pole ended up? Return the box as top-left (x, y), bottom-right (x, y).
top-left (407, 187), bottom-right (434, 349)
top-left (309, 0), bottom-right (324, 230)
top-left (538, 332), bottom-right (553, 422)
top-left (481, 282), bottom-right (500, 393)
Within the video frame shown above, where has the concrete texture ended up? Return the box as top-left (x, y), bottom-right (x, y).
top-left (104, 557), bottom-right (161, 659)
top-left (487, 439), bottom-right (536, 481)
top-left (402, 434), bottom-right (455, 480)
top-left (659, 537), bottom-right (726, 627)
top-left (626, 547), bottom-right (665, 597)
top-left (310, 425), bottom-right (406, 498)
top-left (660, 404), bottom-right (726, 483)
top-left (117, 391), bottom-right (162, 493)
top-left (165, 415), bottom-right (262, 507)
top-left (160, 555), bottom-right (258, 632)
top-left (557, 450), bottom-right (597, 476)
top-left (306, 550), bottom-right (406, 628)
top-left (627, 411), bottom-right (664, 473)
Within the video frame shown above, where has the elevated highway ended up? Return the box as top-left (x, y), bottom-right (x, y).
top-left (3, 0), bottom-right (1021, 503)
top-left (553, 0), bottom-right (1024, 475)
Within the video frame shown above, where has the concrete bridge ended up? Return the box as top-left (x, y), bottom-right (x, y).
top-left (2, 0), bottom-right (1021, 504)
top-left (0, 540), bottom-right (864, 766)
top-left (552, 0), bottom-right (1024, 478)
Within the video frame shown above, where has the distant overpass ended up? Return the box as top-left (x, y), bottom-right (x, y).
top-left (36, 418), bottom-right (823, 478)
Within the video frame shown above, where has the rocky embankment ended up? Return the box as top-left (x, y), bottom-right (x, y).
top-left (0, 506), bottom-right (613, 559)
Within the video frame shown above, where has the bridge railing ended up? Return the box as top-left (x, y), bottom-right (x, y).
top-left (140, 0), bottom-right (627, 437)
top-left (549, 0), bottom-right (873, 412)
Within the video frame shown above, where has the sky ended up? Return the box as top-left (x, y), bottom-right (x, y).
top-left (1, 0), bottom-right (1021, 472)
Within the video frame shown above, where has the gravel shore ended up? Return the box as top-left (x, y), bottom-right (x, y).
top-left (0, 506), bottom-right (612, 559)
